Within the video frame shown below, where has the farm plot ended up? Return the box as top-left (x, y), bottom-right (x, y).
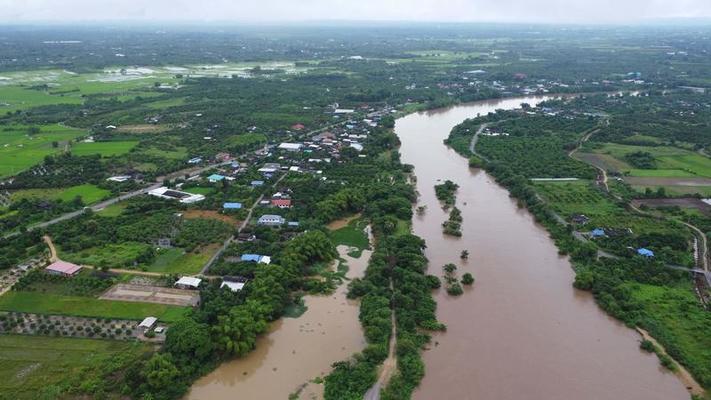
top-left (0, 291), bottom-right (188, 322)
top-left (10, 184), bottom-right (110, 205)
top-left (100, 283), bottom-right (200, 306)
top-left (0, 124), bottom-right (86, 178)
top-left (0, 334), bottom-right (150, 400)
top-left (592, 143), bottom-right (711, 178)
top-left (632, 198), bottom-right (711, 216)
top-left (534, 180), bottom-right (621, 217)
top-left (70, 140), bottom-right (139, 156)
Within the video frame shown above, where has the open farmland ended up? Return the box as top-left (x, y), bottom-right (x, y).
top-left (10, 184), bottom-right (110, 205)
top-left (0, 334), bottom-right (150, 400)
top-left (70, 140), bottom-right (139, 156)
top-left (0, 291), bottom-right (188, 322)
top-left (0, 124), bottom-right (86, 178)
top-left (592, 143), bottom-right (711, 178)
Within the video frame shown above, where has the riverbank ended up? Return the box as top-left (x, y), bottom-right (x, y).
top-left (187, 244), bottom-right (372, 399)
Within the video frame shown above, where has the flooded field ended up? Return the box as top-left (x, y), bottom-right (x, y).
top-left (395, 97), bottom-right (690, 400)
top-left (186, 244), bottom-right (371, 400)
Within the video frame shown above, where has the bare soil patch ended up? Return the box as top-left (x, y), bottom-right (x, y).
top-left (116, 124), bottom-right (170, 134)
top-left (100, 284), bottom-right (199, 306)
top-left (183, 209), bottom-right (239, 225)
top-left (624, 176), bottom-right (711, 187)
top-left (632, 198), bottom-right (711, 216)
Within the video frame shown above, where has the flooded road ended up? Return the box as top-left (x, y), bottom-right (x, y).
top-left (187, 244), bottom-right (371, 400)
top-left (395, 97), bottom-right (690, 400)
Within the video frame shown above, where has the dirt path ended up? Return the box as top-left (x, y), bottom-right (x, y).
top-left (363, 280), bottom-right (397, 400)
top-left (636, 328), bottom-right (705, 397)
top-left (200, 172), bottom-right (287, 275)
top-left (43, 235), bottom-right (58, 263)
top-left (468, 122), bottom-right (491, 161)
top-left (569, 128), bottom-right (609, 191)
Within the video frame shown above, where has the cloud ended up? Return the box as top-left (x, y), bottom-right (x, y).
top-left (1, 0), bottom-right (710, 23)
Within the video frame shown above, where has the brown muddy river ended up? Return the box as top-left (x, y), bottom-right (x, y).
top-left (187, 244), bottom-right (371, 400)
top-left (396, 97), bottom-right (690, 400)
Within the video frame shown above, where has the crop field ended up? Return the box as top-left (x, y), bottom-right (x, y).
top-left (0, 334), bottom-right (150, 400)
top-left (70, 140), bottom-right (139, 156)
top-left (592, 143), bottom-right (711, 178)
top-left (328, 218), bottom-right (370, 250)
top-left (147, 246), bottom-right (214, 274)
top-left (10, 184), bottom-right (110, 205)
top-left (61, 242), bottom-right (153, 268)
top-left (0, 86), bottom-right (83, 112)
top-left (0, 291), bottom-right (188, 322)
top-left (534, 180), bottom-right (621, 217)
top-left (0, 124), bottom-right (86, 178)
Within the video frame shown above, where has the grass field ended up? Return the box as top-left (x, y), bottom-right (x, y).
top-left (71, 140), bottom-right (139, 157)
top-left (137, 145), bottom-right (188, 160)
top-left (62, 242), bottom-right (153, 268)
top-left (147, 247), bottom-right (213, 274)
top-left (627, 282), bottom-right (711, 388)
top-left (0, 292), bottom-right (188, 322)
top-left (593, 143), bottom-right (711, 178)
top-left (96, 203), bottom-right (127, 217)
top-left (0, 334), bottom-right (150, 400)
top-left (329, 219), bottom-right (370, 250)
top-left (0, 124), bottom-right (86, 178)
top-left (10, 184), bottom-right (110, 205)
top-left (0, 85), bottom-right (83, 112)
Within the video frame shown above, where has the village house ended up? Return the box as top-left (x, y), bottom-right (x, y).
top-left (271, 198), bottom-right (292, 208)
top-left (258, 214), bottom-right (286, 226)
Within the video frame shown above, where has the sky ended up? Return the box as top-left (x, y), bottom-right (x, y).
top-left (0, 0), bottom-right (710, 24)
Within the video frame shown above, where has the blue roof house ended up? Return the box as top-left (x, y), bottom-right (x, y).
top-left (241, 254), bottom-right (262, 262)
top-left (590, 228), bottom-right (606, 238)
top-left (637, 248), bottom-right (655, 258)
top-left (208, 174), bottom-right (225, 183)
top-left (223, 202), bottom-right (242, 210)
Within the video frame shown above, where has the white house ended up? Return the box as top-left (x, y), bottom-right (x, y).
top-left (138, 316), bottom-right (157, 331)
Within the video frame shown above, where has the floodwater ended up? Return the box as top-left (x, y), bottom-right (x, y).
top-left (187, 244), bottom-right (371, 400)
top-left (395, 97), bottom-right (690, 400)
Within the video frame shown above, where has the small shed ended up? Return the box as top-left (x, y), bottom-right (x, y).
top-left (220, 281), bottom-right (246, 292)
top-left (241, 254), bottom-right (262, 263)
top-left (637, 248), bottom-right (655, 258)
top-left (138, 317), bottom-right (157, 331)
top-left (223, 202), bottom-right (243, 210)
top-left (590, 228), bottom-right (606, 238)
top-left (175, 276), bottom-right (202, 289)
top-left (250, 180), bottom-right (265, 187)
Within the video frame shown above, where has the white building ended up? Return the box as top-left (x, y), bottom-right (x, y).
top-left (148, 187), bottom-right (205, 204)
top-left (278, 143), bottom-right (304, 152)
top-left (175, 276), bottom-right (202, 289)
top-left (221, 281), bottom-right (246, 292)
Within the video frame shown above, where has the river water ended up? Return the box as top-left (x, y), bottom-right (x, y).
top-left (395, 97), bottom-right (690, 400)
top-left (187, 244), bottom-right (371, 400)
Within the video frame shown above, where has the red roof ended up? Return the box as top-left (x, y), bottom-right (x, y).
top-left (271, 199), bottom-right (292, 208)
top-left (46, 260), bottom-right (82, 275)
top-left (291, 123), bottom-right (305, 131)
